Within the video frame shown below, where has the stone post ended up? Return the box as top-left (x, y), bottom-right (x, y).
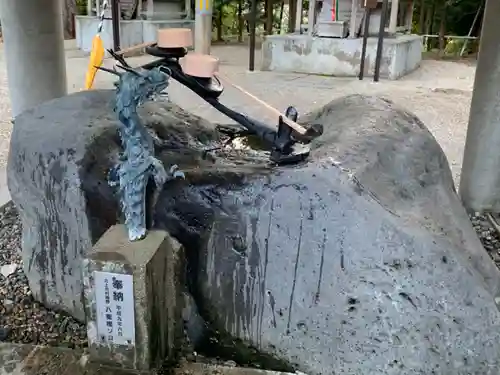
top-left (388, 0), bottom-right (399, 33)
top-left (459, 0), bottom-right (500, 213)
top-left (82, 225), bottom-right (186, 371)
top-left (307, 0), bottom-right (316, 36)
top-left (0, 0), bottom-right (67, 118)
top-left (295, 0), bottom-right (303, 32)
top-left (349, 0), bottom-right (359, 38)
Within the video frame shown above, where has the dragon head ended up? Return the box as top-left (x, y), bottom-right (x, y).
top-left (97, 62), bottom-right (171, 105)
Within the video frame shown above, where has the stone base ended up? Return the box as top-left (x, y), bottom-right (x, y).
top-left (261, 34), bottom-right (422, 80)
top-left (75, 16), bottom-right (194, 57)
top-left (316, 21), bottom-right (348, 38)
top-left (82, 225), bottom-right (185, 372)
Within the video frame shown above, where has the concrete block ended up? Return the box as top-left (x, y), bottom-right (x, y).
top-left (261, 34), bottom-right (422, 79)
top-left (82, 224), bottom-right (185, 372)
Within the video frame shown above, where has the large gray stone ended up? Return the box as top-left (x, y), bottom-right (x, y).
top-left (7, 89), bottom-right (220, 321)
top-left (8, 91), bottom-right (500, 374)
top-left (195, 96), bottom-right (500, 374)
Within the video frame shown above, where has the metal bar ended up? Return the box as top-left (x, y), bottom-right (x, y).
top-left (359, 7), bottom-right (371, 80)
top-left (248, 0), bottom-right (257, 70)
top-left (111, 0), bottom-right (121, 51)
top-left (460, 1), bottom-right (483, 57)
top-left (374, 0), bottom-right (388, 82)
top-left (421, 34), bottom-right (479, 39)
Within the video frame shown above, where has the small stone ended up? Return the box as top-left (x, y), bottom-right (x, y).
top-left (0, 263), bottom-right (17, 278)
top-left (0, 327), bottom-right (11, 341)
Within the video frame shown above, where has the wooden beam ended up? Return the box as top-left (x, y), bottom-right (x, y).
top-left (115, 41), bottom-right (154, 55)
top-left (217, 74), bottom-right (307, 135)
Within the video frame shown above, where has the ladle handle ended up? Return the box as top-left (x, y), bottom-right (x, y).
top-left (217, 74), bottom-right (307, 135)
top-left (115, 42), bottom-right (155, 56)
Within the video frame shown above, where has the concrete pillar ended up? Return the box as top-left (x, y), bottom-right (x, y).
top-left (136, 0), bottom-right (142, 18)
top-left (388, 0), bottom-right (399, 33)
top-left (307, 0), bottom-right (315, 36)
top-left (295, 0), bottom-right (303, 32)
top-left (349, 0), bottom-right (358, 38)
top-left (185, 0), bottom-right (192, 19)
top-left (0, 0), bottom-right (67, 118)
top-left (194, 0), bottom-right (213, 54)
top-left (459, 0), bottom-right (500, 213)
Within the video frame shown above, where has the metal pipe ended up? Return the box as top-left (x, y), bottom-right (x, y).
top-left (111, 0), bottom-right (121, 51)
top-left (460, 1), bottom-right (483, 57)
top-left (248, 0), bottom-right (258, 71)
top-left (374, 0), bottom-right (388, 82)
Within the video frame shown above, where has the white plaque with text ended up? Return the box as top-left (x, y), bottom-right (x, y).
top-left (94, 271), bottom-right (135, 346)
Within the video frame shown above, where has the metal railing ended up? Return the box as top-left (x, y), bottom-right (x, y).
top-left (421, 34), bottom-right (479, 56)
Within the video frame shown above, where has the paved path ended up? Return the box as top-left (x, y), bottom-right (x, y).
top-left (0, 41), bottom-right (477, 187)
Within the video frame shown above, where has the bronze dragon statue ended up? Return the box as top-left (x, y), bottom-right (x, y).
top-left (98, 63), bottom-right (185, 241)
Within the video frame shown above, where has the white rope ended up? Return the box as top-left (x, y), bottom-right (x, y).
top-left (97, 0), bottom-right (109, 34)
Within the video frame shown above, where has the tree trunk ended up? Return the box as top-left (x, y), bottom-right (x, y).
top-left (424, 2), bottom-right (434, 51)
top-left (438, 2), bottom-right (446, 55)
top-left (418, 0), bottom-right (425, 34)
top-left (238, 0), bottom-right (244, 41)
top-left (265, 0), bottom-right (274, 34)
top-left (288, 0), bottom-right (297, 32)
top-left (62, 0), bottom-right (77, 39)
top-left (217, 2), bottom-right (224, 41)
top-left (278, 0), bottom-right (284, 32)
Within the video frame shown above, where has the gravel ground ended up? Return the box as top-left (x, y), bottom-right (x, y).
top-left (0, 205), bottom-right (499, 349)
top-left (471, 213), bottom-right (500, 266)
top-left (0, 203), bottom-right (87, 348)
